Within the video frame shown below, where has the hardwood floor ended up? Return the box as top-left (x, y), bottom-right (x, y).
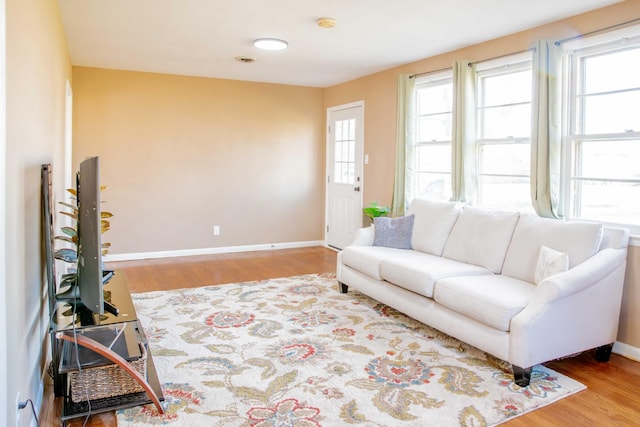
top-left (40, 246), bottom-right (640, 426)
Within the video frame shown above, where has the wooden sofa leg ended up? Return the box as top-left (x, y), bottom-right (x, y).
top-left (512, 365), bottom-right (532, 388)
top-left (595, 343), bottom-right (614, 362)
top-left (339, 282), bottom-right (349, 293)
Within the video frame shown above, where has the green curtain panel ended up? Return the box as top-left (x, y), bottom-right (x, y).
top-left (391, 74), bottom-right (415, 217)
top-left (531, 40), bottom-right (563, 218)
top-left (451, 60), bottom-right (477, 204)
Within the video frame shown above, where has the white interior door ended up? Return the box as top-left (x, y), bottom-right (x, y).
top-left (326, 102), bottom-right (364, 250)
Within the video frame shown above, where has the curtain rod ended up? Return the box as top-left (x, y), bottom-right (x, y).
top-left (409, 66), bottom-right (451, 79)
top-left (409, 48), bottom-right (533, 78)
top-left (555, 16), bottom-right (640, 46)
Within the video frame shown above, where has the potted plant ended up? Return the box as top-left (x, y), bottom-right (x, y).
top-left (363, 202), bottom-right (389, 223)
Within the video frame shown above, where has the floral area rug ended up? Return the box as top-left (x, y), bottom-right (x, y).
top-left (117, 273), bottom-right (585, 426)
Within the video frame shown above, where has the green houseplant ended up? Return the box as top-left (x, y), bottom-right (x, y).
top-left (363, 202), bottom-right (389, 223)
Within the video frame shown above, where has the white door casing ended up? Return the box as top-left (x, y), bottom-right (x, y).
top-left (326, 102), bottom-right (364, 250)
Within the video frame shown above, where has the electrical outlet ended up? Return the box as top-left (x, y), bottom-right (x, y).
top-left (213, 225), bottom-right (220, 236)
top-left (15, 392), bottom-right (21, 427)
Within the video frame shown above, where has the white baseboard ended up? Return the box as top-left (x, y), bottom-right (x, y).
top-left (613, 341), bottom-right (640, 362)
top-left (103, 240), bottom-right (326, 262)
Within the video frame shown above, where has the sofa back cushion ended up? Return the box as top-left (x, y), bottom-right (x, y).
top-left (502, 214), bottom-right (603, 283)
top-left (407, 199), bottom-right (462, 256)
top-left (442, 207), bottom-right (520, 273)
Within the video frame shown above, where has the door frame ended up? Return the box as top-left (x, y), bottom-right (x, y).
top-left (324, 100), bottom-right (365, 249)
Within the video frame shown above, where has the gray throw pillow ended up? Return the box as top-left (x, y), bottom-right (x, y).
top-left (373, 214), bottom-right (415, 249)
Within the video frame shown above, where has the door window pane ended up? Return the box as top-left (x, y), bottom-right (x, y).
top-left (334, 118), bottom-right (356, 184)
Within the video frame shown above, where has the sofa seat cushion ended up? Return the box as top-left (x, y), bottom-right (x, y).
top-left (341, 246), bottom-right (412, 280)
top-left (434, 275), bottom-right (536, 331)
top-left (380, 252), bottom-right (493, 298)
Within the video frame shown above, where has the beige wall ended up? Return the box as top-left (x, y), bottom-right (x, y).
top-left (72, 68), bottom-right (325, 254)
top-left (619, 246), bottom-right (640, 346)
top-left (324, 0), bottom-right (640, 349)
top-left (3, 0), bottom-right (72, 425)
top-left (0, 3), bottom-right (636, 424)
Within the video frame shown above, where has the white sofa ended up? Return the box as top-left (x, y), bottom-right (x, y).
top-left (336, 198), bottom-right (630, 386)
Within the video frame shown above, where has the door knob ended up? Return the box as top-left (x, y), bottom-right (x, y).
top-left (354, 186), bottom-right (360, 192)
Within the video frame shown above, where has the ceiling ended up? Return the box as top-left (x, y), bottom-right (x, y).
top-left (58, 0), bottom-right (622, 88)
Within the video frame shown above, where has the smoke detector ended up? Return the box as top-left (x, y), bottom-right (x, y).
top-left (316, 18), bottom-right (336, 29)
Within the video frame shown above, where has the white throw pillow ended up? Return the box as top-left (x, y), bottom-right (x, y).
top-left (534, 245), bottom-right (569, 285)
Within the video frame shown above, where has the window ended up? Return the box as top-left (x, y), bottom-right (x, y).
top-left (409, 72), bottom-right (453, 203)
top-left (566, 35), bottom-right (640, 232)
top-left (475, 53), bottom-right (533, 211)
top-left (333, 118), bottom-right (356, 184)
top-left (402, 26), bottom-right (640, 234)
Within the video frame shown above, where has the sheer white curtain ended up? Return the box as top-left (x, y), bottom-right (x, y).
top-left (451, 60), bottom-right (476, 204)
top-left (531, 40), bottom-right (563, 218)
top-left (391, 74), bottom-right (415, 216)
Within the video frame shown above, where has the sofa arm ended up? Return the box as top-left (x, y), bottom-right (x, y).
top-left (350, 226), bottom-right (375, 246)
top-left (531, 248), bottom-right (627, 304)
top-left (509, 247), bottom-right (628, 368)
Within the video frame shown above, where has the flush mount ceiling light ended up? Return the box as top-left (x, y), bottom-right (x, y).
top-left (253, 38), bottom-right (288, 51)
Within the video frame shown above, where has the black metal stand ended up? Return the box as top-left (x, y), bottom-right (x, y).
top-left (50, 273), bottom-right (164, 425)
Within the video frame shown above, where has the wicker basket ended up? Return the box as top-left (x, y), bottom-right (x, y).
top-left (68, 343), bottom-right (147, 403)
